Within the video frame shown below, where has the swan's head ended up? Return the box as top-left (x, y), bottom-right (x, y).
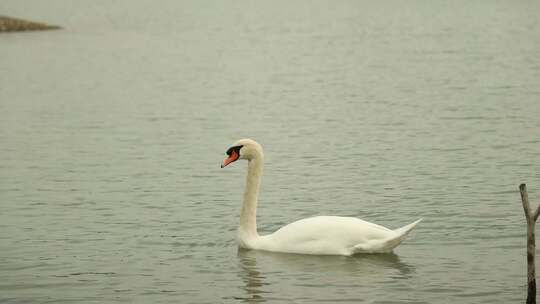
top-left (221, 139), bottom-right (263, 168)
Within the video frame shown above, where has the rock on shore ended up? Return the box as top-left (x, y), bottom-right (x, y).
top-left (0, 15), bottom-right (60, 32)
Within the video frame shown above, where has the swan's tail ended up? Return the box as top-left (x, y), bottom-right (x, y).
top-left (352, 218), bottom-right (422, 254)
top-left (393, 218), bottom-right (423, 238)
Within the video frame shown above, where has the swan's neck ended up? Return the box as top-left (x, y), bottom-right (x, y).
top-left (238, 156), bottom-right (263, 242)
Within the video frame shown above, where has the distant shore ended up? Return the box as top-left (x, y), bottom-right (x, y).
top-left (0, 16), bottom-right (60, 32)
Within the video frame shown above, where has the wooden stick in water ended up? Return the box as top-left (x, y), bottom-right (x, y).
top-left (520, 183), bottom-right (537, 304)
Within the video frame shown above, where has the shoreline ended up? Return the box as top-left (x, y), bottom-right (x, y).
top-left (0, 15), bottom-right (60, 32)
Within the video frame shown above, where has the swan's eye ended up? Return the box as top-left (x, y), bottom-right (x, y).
top-left (226, 145), bottom-right (243, 156)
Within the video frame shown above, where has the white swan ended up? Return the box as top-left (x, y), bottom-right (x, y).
top-left (221, 139), bottom-right (421, 256)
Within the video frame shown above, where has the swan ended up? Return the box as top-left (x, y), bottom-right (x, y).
top-left (221, 139), bottom-right (421, 256)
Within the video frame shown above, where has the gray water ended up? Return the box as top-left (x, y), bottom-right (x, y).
top-left (1, 1), bottom-right (540, 303)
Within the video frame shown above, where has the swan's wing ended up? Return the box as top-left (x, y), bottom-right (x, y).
top-left (270, 216), bottom-right (391, 240)
top-left (259, 216), bottom-right (394, 255)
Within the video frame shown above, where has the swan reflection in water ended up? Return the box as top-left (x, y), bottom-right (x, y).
top-left (234, 248), bottom-right (415, 303)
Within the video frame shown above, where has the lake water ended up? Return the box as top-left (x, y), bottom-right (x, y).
top-left (1, 1), bottom-right (540, 303)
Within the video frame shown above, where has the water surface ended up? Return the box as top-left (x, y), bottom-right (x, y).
top-left (1, 0), bottom-right (540, 303)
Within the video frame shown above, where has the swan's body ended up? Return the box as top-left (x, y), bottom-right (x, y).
top-left (222, 139), bottom-right (421, 256)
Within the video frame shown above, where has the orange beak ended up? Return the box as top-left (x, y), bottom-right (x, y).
top-left (221, 149), bottom-right (239, 168)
